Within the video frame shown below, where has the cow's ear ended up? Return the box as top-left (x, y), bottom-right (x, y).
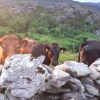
top-left (44, 46), bottom-right (50, 52)
top-left (60, 48), bottom-right (66, 52)
top-left (20, 40), bottom-right (28, 47)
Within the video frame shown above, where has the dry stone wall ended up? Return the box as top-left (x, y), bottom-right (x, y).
top-left (0, 54), bottom-right (99, 100)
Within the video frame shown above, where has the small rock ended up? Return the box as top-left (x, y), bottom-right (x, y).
top-left (84, 84), bottom-right (99, 96)
top-left (61, 92), bottom-right (87, 100)
top-left (89, 64), bottom-right (100, 80)
top-left (82, 77), bottom-right (94, 86)
top-left (51, 70), bottom-right (70, 88)
top-left (68, 77), bottom-right (85, 92)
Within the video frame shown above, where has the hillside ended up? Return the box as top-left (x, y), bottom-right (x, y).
top-left (0, 0), bottom-right (74, 4)
top-left (0, 1), bottom-right (100, 24)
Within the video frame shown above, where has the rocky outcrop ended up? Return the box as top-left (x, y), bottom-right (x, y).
top-left (0, 3), bottom-right (37, 14)
top-left (46, 3), bottom-right (100, 24)
top-left (0, 54), bottom-right (100, 100)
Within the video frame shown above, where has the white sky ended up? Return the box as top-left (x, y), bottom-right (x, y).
top-left (73, 0), bottom-right (100, 3)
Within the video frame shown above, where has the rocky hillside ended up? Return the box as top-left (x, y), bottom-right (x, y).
top-left (0, 3), bottom-right (38, 14)
top-left (0, 1), bottom-right (100, 24)
top-left (46, 3), bottom-right (100, 24)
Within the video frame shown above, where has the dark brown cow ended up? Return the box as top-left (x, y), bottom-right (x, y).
top-left (78, 40), bottom-right (100, 66)
top-left (31, 42), bottom-right (66, 66)
top-left (0, 35), bottom-right (28, 64)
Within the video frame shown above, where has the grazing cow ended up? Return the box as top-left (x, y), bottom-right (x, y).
top-left (0, 35), bottom-right (28, 64)
top-left (31, 42), bottom-right (66, 66)
top-left (78, 40), bottom-right (100, 66)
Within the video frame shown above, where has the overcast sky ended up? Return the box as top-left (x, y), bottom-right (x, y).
top-left (73, 0), bottom-right (100, 3)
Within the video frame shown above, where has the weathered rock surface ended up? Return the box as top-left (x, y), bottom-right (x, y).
top-left (55, 61), bottom-right (90, 77)
top-left (51, 69), bottom-right (70, 88)
top-left (84, 84), bottom-right (99, 96)
top-left (68, 77), bottom-right (85, 92)
top-left (89, 59), bottom-right (100, 80)
top-left (0, 54), bottom-right (50, 99)
top-left (82, 77), bottom-right (94, 86)
top-left (61, 92), bottom-right (87, 100)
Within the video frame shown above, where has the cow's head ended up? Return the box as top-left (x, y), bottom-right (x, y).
top-left (44, 43), bottom-right (66, 66)
top-left (0, 35), bottom-right (28, 64)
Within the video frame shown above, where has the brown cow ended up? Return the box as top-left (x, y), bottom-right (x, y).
top-left (78, 40), bottom-right (100, 66)
top-left (0, 35), bottom-right (28, 64)
top-left (31, 43), bottom-right (66, 66)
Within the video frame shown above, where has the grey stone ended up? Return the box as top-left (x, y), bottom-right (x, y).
top-left (84, 84), bottom-right (99, 96)
top-left (55, 61), bottom-right (90, 77)
top-left (89, 59), bottom-right (100, 81)
top-left (82, 77), bottom-right (94, 86)
top-left (0, 54), bottom-right (50, 99)
top-left (51, 70), bottom-right (70, 88)
top-left (68, 77), bottom-right (85, 92)
top-left (61, 92), bottom-right (87, 100)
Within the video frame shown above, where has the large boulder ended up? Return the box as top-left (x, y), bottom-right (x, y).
top-left (0, 54), bottom-right (51, 99)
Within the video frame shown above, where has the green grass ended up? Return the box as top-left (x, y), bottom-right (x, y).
top-left (59, 52), bottom-right (78, 64)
